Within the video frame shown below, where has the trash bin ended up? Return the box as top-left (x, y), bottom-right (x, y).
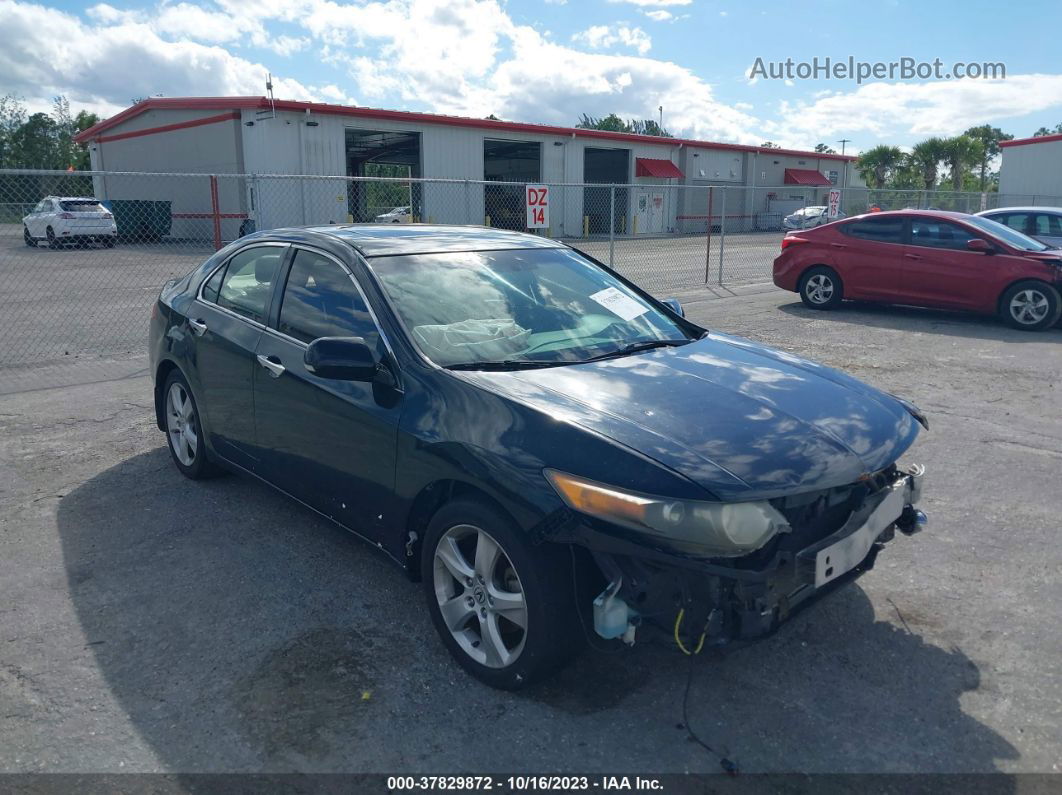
top-left (102, 200), bottom-right (173, 242)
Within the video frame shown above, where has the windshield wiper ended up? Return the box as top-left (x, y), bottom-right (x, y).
top-left (578, 339), bottom-right (692, 364)
top-left (444, 359), bottom-right (575, 371)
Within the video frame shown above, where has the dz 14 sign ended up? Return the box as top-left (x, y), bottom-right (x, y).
top-left (526, 184), bottom-right (550, 229)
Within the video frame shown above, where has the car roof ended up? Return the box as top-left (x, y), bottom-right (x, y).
top-left (44, 196), bottom-right (104, 202)
top-left (845, 209), bottom-right (979, 221)
top-left (277, 224), bottom-right (569, 257)
top-left (977, 206), bottom-right (1062, 214)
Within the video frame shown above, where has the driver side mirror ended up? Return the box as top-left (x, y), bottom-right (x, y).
top-left (305, 337), bottom-right (377, 381)
top-left (967, 238), bottom-right (995, 254)
top-left (661, 298), bottom-right (685, 317)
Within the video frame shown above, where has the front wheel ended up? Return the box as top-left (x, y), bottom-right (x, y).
top-left (799, 266), bottom-right (844, 309)
top-left (422, 499), bottom-right (582, 689)
top-left (23, 226), bottom-right (35, 247)
top-left (1000, 281), bottom-right (1062, 331)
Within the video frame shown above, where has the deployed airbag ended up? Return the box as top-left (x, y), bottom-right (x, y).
top-left (413, 318), bottom-right (531, 361)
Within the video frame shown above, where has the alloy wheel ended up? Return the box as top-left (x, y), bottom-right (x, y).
top-left (432, 524), bottom-right (527, 669)
top-left (1009, 288), bottom-right (1050, 326)
top-left (166, 381), bottom-right (198, 466)
top-left (805, 274), bottom-right (834, 304)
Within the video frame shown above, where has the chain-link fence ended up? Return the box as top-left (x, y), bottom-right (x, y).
top-left (2, 168), bottom-right (1061, 375)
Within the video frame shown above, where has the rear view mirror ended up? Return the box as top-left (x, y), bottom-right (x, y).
top-left (305, 337), bottom-right (377, 381)
top-left (661, 298), bottom-right (684, 317)
top-left (967, 238), bottom-right (994, 254)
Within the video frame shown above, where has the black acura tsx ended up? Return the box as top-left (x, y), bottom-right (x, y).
top-left (149, 224), bottom-right (927, 689)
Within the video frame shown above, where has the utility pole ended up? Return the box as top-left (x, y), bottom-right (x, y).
top-left (659, 105), bottom-right (663, 132)
top-left (837, 138), bottom-right (851, 190)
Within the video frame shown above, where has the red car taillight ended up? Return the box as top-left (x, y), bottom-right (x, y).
top-left (780, 236), bottom-right (809, 251)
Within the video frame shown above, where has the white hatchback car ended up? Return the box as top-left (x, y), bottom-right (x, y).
top-left (374, 206), bottom-right (413, 223)
top-left (782, 205), bottom-right (843, 230)
top-left (23, 197), bottom-right (117, 248)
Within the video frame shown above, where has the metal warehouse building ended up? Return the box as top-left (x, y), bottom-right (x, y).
top-left (74, 96), bottom-right (859, 241)
top-left (998, 133), bottom-right (1062, 202)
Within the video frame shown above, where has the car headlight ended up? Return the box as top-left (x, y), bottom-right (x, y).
top-left (545, 470), bottom-right (790, 557)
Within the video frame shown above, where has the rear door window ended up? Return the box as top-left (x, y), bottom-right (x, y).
top-left (1033, 214), bottom-right (1062, 237)
top-left (840, 217), bottom-right (905, 243)
top-left (209, 246), bottom-right (285, 323)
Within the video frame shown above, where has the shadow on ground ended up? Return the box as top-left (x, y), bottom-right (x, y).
top-left (778, 300), bottom-right (1062, 342)
top-left (56, 448), bottom-right (1018, 773)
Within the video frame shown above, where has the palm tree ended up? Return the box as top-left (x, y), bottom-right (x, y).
top-left (940, 135), bottom-right (979, 191)
top-left (856, 144), bottom-right (903, 189)
top-left (909, 137), bottom-right (948, 191)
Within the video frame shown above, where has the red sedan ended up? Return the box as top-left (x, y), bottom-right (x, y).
top-left (773, 210), bottom-right (1062, 330)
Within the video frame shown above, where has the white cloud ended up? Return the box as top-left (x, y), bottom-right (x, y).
top-left (572, 24), bottom-right (652, 56)
top-left (607, 0), bottom-right (690, 5)
top-left (641, 9), bottom-right (672, 20)
top-left (761, 75), bottom-right (1062, 148)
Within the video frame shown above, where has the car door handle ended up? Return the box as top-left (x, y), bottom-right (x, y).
top-left (830, 243), bottom-right (847, 249)
top-left (256, 354), bottom-right (286, 378)
top-left (188, 318), bottom-right (208, 336)
top-left (904, 253), bottom-right (922, 260)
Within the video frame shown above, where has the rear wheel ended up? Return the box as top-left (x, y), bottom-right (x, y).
top-left (422, 499), bottom-right (582, 689)
top-left (162, 370), bottom-right (222, 479)
top-left (23, 226), bottom-right (34, 247)
top-left (46, 227), bottom-right (58, 249)
top-left (1000, 281), bottom-right (1061, 331)
top-left (799, 266), bottom-right (844, 309)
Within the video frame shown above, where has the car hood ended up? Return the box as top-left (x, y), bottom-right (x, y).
top-left (458, 332), bottom-right (921, 501)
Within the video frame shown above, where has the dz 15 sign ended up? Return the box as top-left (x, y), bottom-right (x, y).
top-left (526, 184), bottom-right (550, 229)
top-left (827, 189), bottom-right (841, 219)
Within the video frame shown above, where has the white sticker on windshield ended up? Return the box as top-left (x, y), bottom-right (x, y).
top-left (589, 287), bottom-right (649, 322)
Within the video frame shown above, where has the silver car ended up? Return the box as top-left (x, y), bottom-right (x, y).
top-left (782, 205), bottom-right (843, 230)
top-left (976, 207), bottom-right (1062, 249)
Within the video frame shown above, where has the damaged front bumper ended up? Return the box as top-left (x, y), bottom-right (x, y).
top-left (578, 464), bottom-right (926, 647)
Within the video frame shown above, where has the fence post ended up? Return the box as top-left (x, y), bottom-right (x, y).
top-left (704, 186), bottom-right (714, 284)
top-left (717, 188), bottom-right (726, 285)
top-left (209, 175), bottom-right (222, 251)
top-left (608, 185), bottom-right (616, 267)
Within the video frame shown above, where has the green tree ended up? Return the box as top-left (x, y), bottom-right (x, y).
top-left (760, 141), bottom-right (780, 148)
top-left (856, 144), bottom-right (904, 189)
top-left (814, 143), bottom-right (837, 154)
top-left (964, 125), bottom-right (1012, 191)
top-left (909, 137), bottom-right (948, 191)
top-left (629, 119), bottom-right (673, 137)
top-left (1033, 123), bottom-right (1062, 137)
top-left (577, 113), bottom-right (628, 133)
top-left (940, 135), bottom-right (980, 192)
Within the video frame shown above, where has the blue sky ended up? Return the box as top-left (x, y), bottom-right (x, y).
top-left (2, 0), bottom-right (1061, 153)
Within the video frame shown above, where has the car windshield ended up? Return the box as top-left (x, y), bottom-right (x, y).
top-left (367, 247), bottom-right (694, 368)
top-left (59, 199), bottom-right (105, 212)
top-left (964, 215), bottom-right (1050, 251)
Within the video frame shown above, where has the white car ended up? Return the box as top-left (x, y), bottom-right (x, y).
top-left (975, 207), bottom-right (1062, 249)
top-left (782, 205), bottom-right (843, 230)
top-left (24, 197), bottom-right (117, 248)
top-left (374, 206), bottom-right (413, 223)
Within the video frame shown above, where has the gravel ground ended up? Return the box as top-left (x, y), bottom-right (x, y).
top-left (0, 283), bottom-right (1060, 776)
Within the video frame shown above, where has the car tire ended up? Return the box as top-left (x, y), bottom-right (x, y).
top-left (23, 226), bottom-right (35, 247)
top-left (799, 266), bottom-right (844, 310)
top-left (161, 370), bottom-right (223, 480)
top-left (46, 227), bottom-right (58, 249)
top-left (422, 498), bottom-right (583, 689)
top-left (999, 280), bottom-right (1062, 331)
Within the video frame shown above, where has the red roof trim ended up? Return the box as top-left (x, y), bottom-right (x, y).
top-left (635, 157), bottom-right (684, 178)
top-left (999, 132), bottom-right (1062, 148)
top-left (74, 96), bottom-right (857, 161)
top-left (783, 167), bottom-right (832, 186)
top-left (90, 111), bottom-right (240, 144)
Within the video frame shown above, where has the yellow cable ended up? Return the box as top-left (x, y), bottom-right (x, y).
top-left (674, 608), bottom-right (706, 656)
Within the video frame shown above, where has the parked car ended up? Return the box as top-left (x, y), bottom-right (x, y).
top-left (23, 196), bottom-right (117, 248)
top-left (976, 207), bottom-right (1062, 249)
top-left (782, 205), bottom-right (843, 230)
top-left (774, 210), bottom-right (1062, 331)
top-left (374, 206), bottom-right (413, 223)
top-left (150, 224), bottom-right (927, 688)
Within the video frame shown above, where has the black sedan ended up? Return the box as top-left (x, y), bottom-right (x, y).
top-left (149, 224), bottom-right (927, 689)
